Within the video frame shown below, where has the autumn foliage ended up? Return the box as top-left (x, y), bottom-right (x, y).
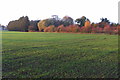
top-left (44, 25), bottom-right (55, 32)
top-left (57, 25), bottom-right (66, 32)
top-left (85, 20), bottom-right (91, 28)
top-left (7, 15), bottom-right (119, 35)
top-left (66, 25), bottom-right (80, 32)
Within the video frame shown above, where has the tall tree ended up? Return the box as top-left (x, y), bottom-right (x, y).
top-left (98, 18), bottom-right (110, 28)
top-left (75, 16), bottom-right (88, 27)
top-left (100, 18), bottom-right (110, 24)
top-left (37, 19), bottom-right (48, 32)
top-left (51, 15), bottom-right (59, 20)
top-left (45, 18), bottom-right (63, 27)
top-left (85, 19), bottom-right (91, 27)
top-left (62, 16), bottom-right (74, 26)
top-left (45, 15), bottom-right (62, 27)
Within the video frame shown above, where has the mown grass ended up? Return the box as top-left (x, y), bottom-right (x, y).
top-left (2, 32), bottom-right (118, 78)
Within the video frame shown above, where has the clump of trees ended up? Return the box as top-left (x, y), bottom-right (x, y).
top-left (7, 16), bottom-right (30, 32)
top-left (7, 15), bottom-right (119, 35)
top-left (37, 15), bottom-right (74, 32)
top-left (7, 16), bottom-right (40, 32)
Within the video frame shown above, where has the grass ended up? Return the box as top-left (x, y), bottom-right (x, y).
top-left (2, 31), bottom-right (118, 78)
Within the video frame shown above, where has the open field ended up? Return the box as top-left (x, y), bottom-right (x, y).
top-left (2, 32), bottom-right (118, 78)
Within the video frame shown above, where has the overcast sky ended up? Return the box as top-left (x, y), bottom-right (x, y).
top-left (0, 0), bottom-right (119, 26)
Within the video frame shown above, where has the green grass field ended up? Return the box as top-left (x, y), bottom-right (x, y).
top-left (2, 32), bottom-right (118, 78)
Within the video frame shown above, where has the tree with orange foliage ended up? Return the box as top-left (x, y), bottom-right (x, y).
top-left (44, 25), bottom-right (55, 32)
top-left (57, 25), bottom-right (65, 32)
top-left (66, 25), bottom-right (80, 32)
top-left (85, 19), bottom-right (91, 27)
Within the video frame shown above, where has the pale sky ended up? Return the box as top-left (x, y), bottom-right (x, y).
top-left (0, 0), bottom-right (119, 26)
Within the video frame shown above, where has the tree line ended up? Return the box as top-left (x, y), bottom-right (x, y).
top-left (7, 15), bottom-right (120, 35)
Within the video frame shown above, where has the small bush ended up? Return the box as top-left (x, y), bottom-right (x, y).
top-left (103, 25), bottom-right (112, 34)
top-left (66, 25), bottom-right (80, 32)
top-left (57, 25), bottom-right (66, 32)
top-left (91, 27), bottom-right (103, 33)
top-left (44, 25), bottom-right (55, 32)
top-left (80, 26), bottom-right (92, 33)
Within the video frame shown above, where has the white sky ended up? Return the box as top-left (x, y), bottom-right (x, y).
top-left (0, 0), bottom-right (119, 26)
